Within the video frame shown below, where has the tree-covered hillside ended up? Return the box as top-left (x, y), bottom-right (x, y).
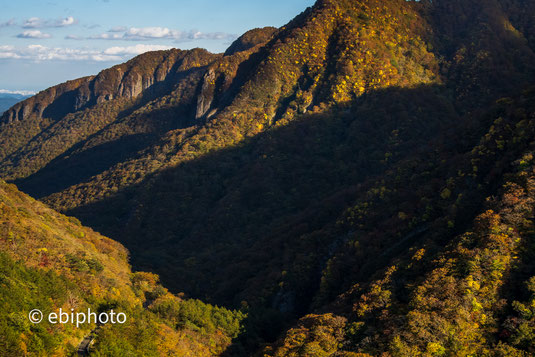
top-left (0, 181), bottom-right (243, 356)
top-left (1, 0), bottom-right (535, 355)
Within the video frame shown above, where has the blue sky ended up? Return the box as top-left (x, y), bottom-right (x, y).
top-left (0, 0), bottom-right (315, 93)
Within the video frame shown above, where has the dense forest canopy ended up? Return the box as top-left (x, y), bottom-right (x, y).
top-left (1, 0), bottom-right (535, 355)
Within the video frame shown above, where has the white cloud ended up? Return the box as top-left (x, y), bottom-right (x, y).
top-left (17, 30), bottom-right (52, 39)
top-left (87, 33), bottom-right (123, 40)
top-left (22, 17), bottom-right (43, 28)
top-left (22, 16), bottom-right (77, 28)
top-left (124, 27), bottom-right (179, 40)
top-left (0, 52), bottom-right (21, 59)
top-left (85, 26), bottom-right (237, 42)
top-left (56, 16), bottom-right (77, 27)
top-left (0, 89), bottom-right (36, 95)
top-left (187, 31), bottom-right (235, 40)
top-left (0, 45), bottom-right (20, 59)
top-left (0, 44), bottom-right (174, 62)
top-left (24, 44), bottom-right (119, 61)
top-left (103, 44), bottom-right (173, 55)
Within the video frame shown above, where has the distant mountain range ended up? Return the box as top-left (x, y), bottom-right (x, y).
top-left (0, 93), bottom-right (31, 115)
top-left (2, 0), bottom-right (535, 355)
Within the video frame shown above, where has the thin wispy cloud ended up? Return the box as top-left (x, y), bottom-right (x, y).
top-left (22, 16), bottom-right (77, 28)
top-left (0, 53), bottom-right (21, 59)
top-left (71, 26), bottom-right (237, 42)
top-left (0, 45), bottom-right (21, 59)
top-left (17, 30), bottom-right (52, 39)
top-left (86, 33), bottom-right (123, 40)
top-left (0, 44), bottom-right (173, 62)
top-left (109, 26), bottom-right (127, 32)
top-left (103, 44), bottom-right (173, 55)
top-left (22, 17), bottom-right (43, 28)
top-left (0, 89), bottom-right (36, 96)
top-left (0, 19), bottom-right (16, 27)
top-left (187, 31), bottom-right (237, 41)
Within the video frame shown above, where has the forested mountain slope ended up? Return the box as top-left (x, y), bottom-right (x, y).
top-left (265, 87), bottom-right (535, 356)
top-left (1, 0), bottom-right (535, 355)
top-left (0, 181), bottom-right (243, 356)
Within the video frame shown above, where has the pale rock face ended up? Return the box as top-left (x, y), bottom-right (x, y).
top-left (0, 30), bottom-right (279, 126)
top-left (196, 68), bottom-right (217, 120)
top-left (1, 78), bottom-right (92, 123)
top-left (75, 92), bottom-right (92, 111)
top-left (0, 50), bottom-right (184, 125)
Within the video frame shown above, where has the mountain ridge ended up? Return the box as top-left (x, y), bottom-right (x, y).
top-left (2, 0), bottom-right (535, 355)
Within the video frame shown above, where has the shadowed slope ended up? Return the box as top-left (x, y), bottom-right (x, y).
top-left (1, 0), bottom-right (535, 354)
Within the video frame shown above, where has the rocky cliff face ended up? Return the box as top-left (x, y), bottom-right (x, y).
top-left (1, 77), bottom-right (93, 124)
top-left (194, 31), bottom-right (277, 121)
top-left (0, 26), bottom-right (282, 186)
top-left (0, 48), bottom-right (219, 125)
top-left (0, 27), bottom-right (281, 126)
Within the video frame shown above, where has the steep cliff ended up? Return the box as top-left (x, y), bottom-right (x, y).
top-left (1, 0), bottom-right (535, 354)
top-left (1, 49), bottom-right (218, 125)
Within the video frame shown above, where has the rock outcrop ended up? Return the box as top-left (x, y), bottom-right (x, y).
top-left (0, 48), bottom-right (219, 124)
